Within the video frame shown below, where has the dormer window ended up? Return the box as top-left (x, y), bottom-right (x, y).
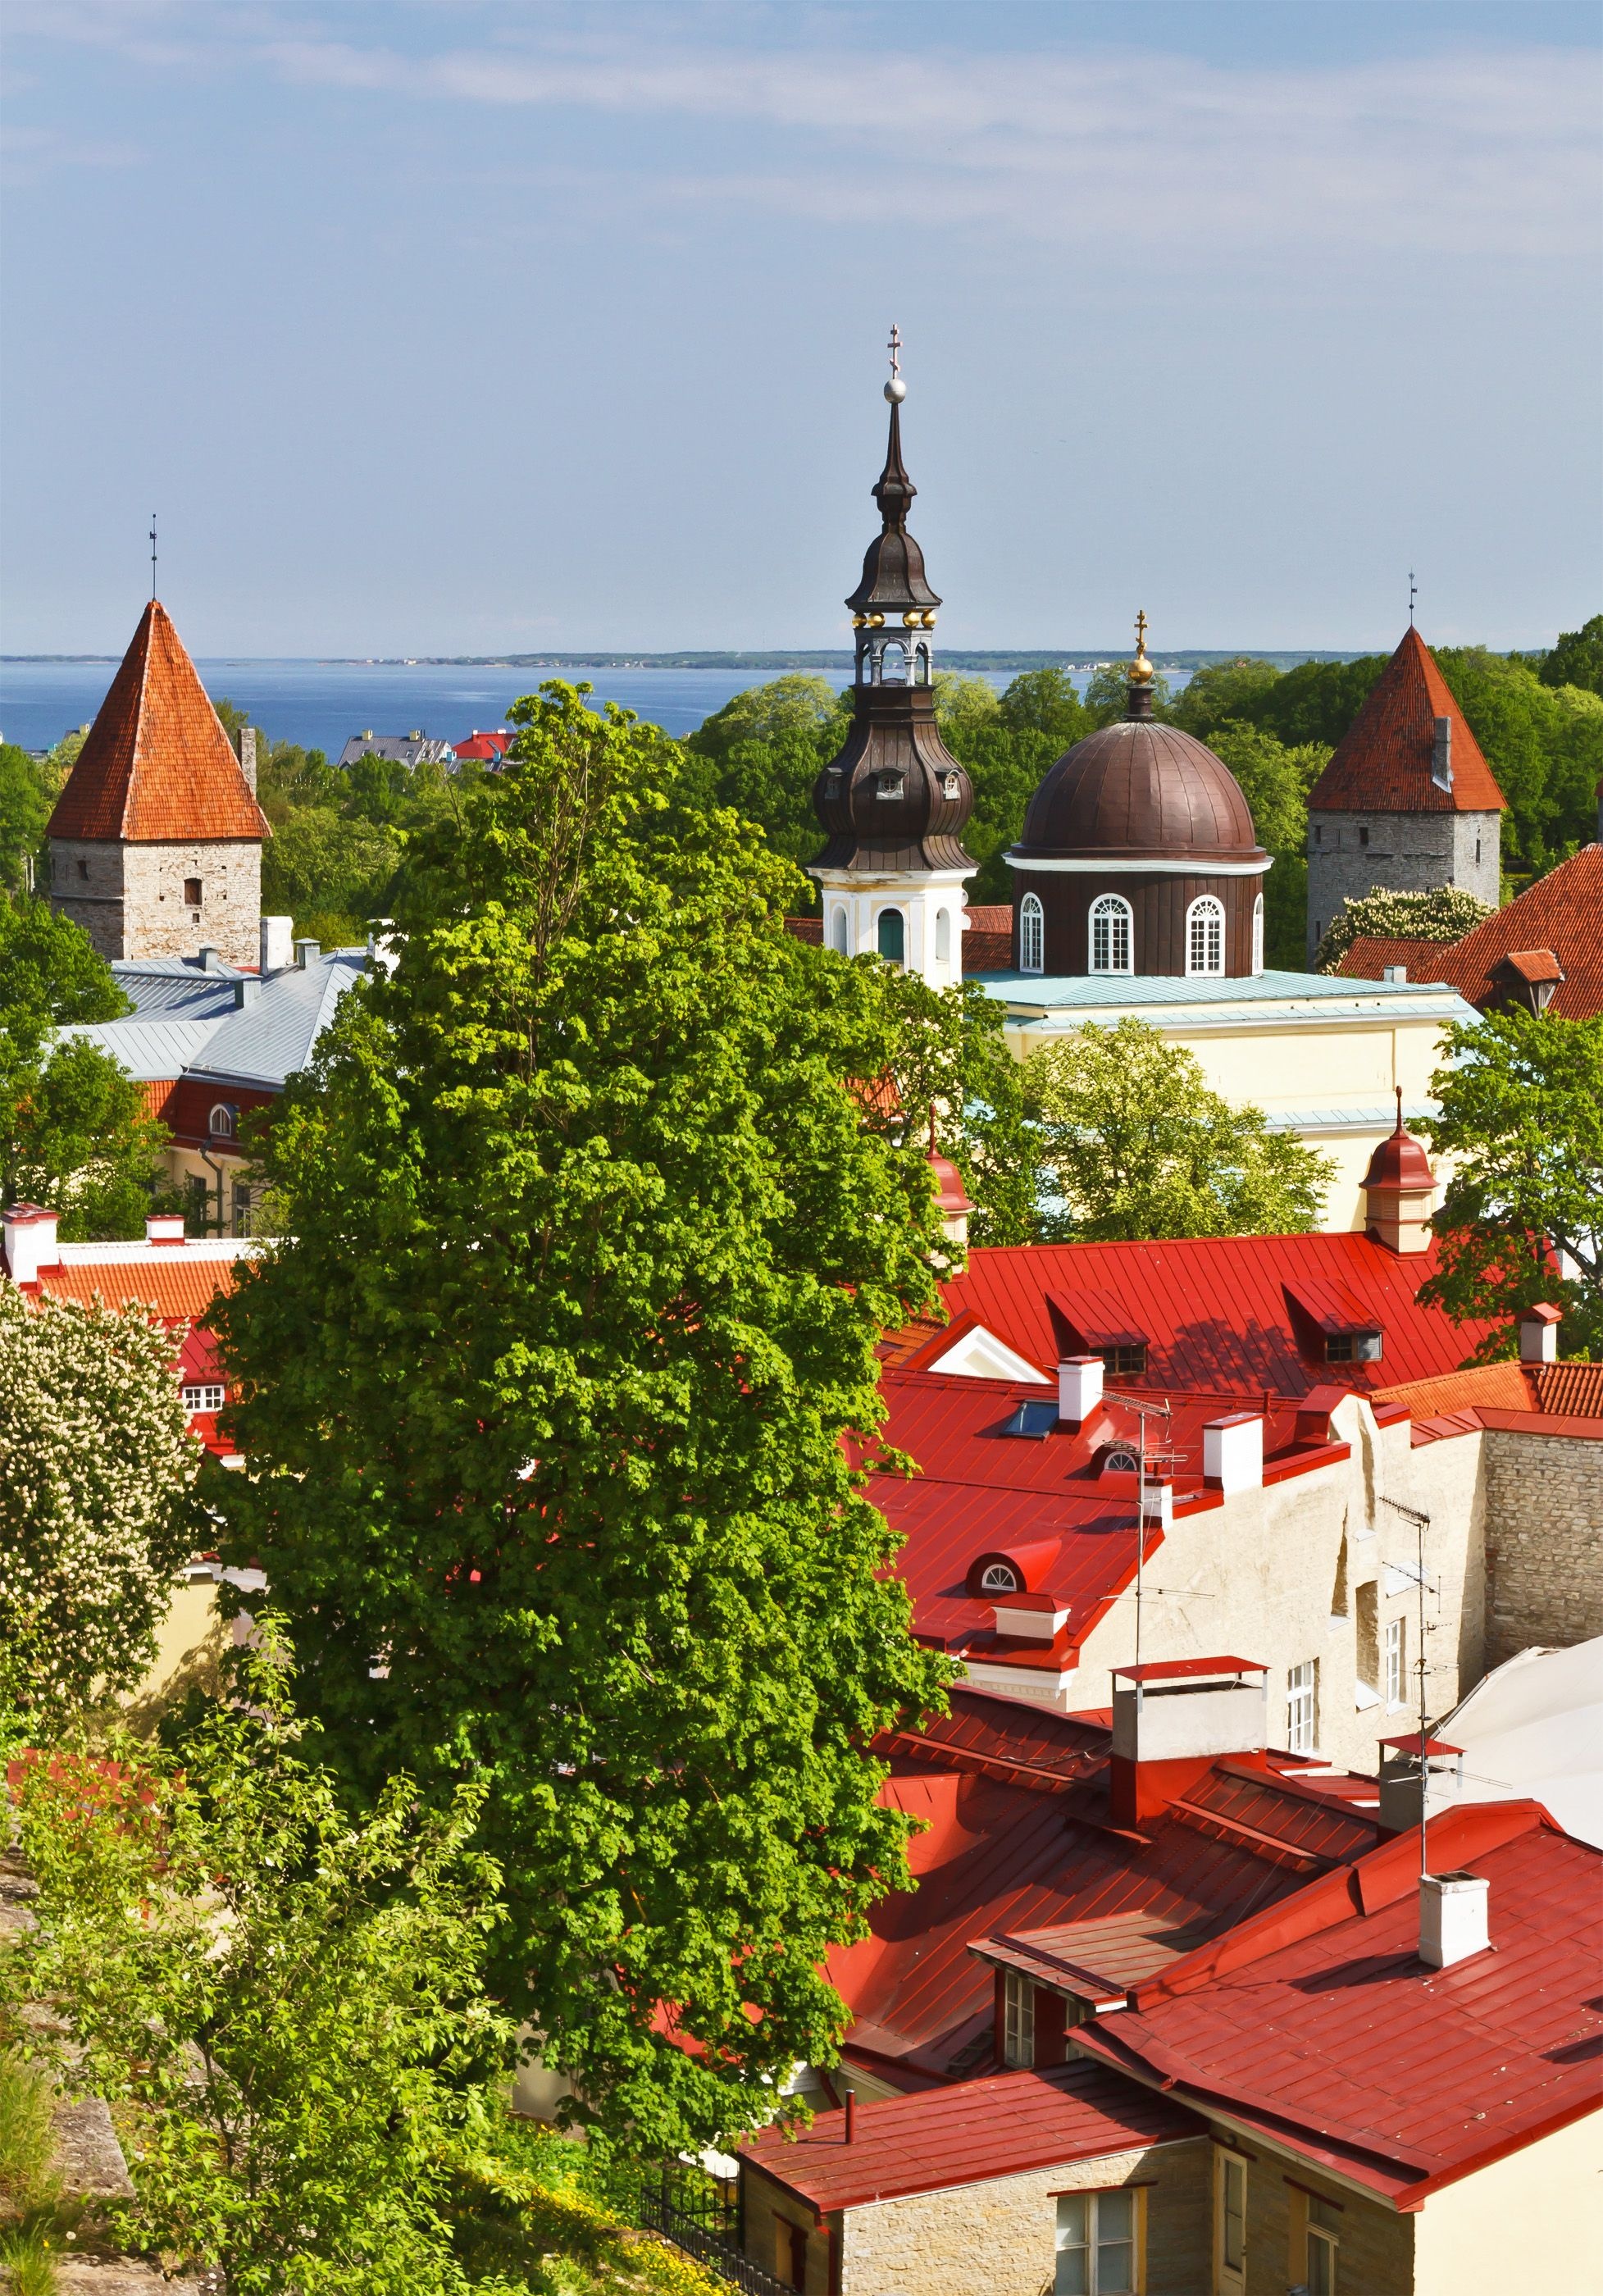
top-left (1101, 1446), bottom-right (1139, 1474)
top-left (1326, 1330), bottom-right (1382, 1364)
top-left (941, 772), bottom-right (961, 800)
top-left (209, 1104), bottom-right (236, 1140)
top-left (1100, 1344), bottom-right (1147, 1377)
top-left (979, 1561), bottom-right (1020, 1594)
top-left (876, 771), bottom-right (905, 801)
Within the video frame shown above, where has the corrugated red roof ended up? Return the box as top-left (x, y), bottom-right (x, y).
top-left (1306, 627), bottom-right (1507, 815)
top-left (48, 601), bottom-right (270, 845)
top-left (1075, 1805), bottom-right (1602, 2199)
top-left (931, 1233), bottom-right (1496, 1400)
top-left (742, 2058), bottom-right (1202, 2212)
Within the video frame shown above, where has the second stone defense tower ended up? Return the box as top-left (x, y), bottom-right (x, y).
top-left (808, 337), bottom-right (975, 987)
top-left (46, 599), bottom-right (269, 967)
top-left (1305, 626), bottom-right (1506, 961)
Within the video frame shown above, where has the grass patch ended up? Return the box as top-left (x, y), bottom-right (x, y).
top-left (0, 2050), bottom-right (61, 2295)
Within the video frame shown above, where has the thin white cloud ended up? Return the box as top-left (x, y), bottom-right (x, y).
top-left (0, 122), bottom-right (144, 180)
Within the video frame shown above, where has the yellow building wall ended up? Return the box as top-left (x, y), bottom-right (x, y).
top-left (1410, 2109), bottom-right (1603, 2296)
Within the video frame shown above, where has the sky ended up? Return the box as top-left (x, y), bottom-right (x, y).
top-left (3, 1), bottom-right (1600, 657)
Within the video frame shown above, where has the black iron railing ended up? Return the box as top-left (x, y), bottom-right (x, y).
top-left (636, 2165), bottom-right (795, 2296)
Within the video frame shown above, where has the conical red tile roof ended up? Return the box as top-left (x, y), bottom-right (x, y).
top-left (48, 600), bottom-right (271, 844)
top-left (1306, 626), bottom-right (1506, 815)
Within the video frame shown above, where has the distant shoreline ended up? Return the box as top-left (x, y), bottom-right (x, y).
top-left (4, 648), bottom-right (1369, 671)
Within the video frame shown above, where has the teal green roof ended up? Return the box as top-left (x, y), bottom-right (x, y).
top-left (977, 967), bottom-right (1478, 1027)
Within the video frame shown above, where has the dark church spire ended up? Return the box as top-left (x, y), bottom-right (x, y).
top-left (845, 326), bottom-right (942, 619)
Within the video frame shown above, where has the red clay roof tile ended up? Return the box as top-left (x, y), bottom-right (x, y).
top-left (48, 601), bottom-right (271, 845)
top-left (1307, 627), bottom-right (1507, 816)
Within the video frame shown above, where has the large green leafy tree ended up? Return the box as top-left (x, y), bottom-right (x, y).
top-left (0, 900), bottom-right (167, 1238)
top-left (1024, 1016), bottom-right (1333, 1241)
top-left (880, 973), bottom-right (1042, 1246)
top-left (1537, 613), bottom-right (1603, 697)
top-left (0, 744), bottom-right (58, 896)
top-left (1419, 1010), bottom-right (1603, 1360)
top-left (210, 683), bottom-right (950, 2151)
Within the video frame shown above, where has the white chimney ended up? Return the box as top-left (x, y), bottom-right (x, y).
top-left (1141, 1480), bottom-right (1174, 1528)
top-left (1203, 1412), bottom-right (1263, 1494)
top-left (238, 725), bottom-right (257, 792)
top-left (1432, 717), bottom-right (1453, 790)
top-left (1058, 1355), bottom-right (1104, 1428)
top-left (3, 1204), bottom-right (61, 1287)
top-left (294, 939), bottom-right (321, 968)
top-left (260, 915), bottom-right (294, 974)
top-left (1419, 1870), bottom-right (1489, 1968)
top-left (145, 1214), bottom-right (185, 1246)
top-left (1519, 1304), bottom-right (1561, 1364)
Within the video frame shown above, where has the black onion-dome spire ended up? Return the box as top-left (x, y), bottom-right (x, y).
top-left (809, 330), bottom-right (973, 875)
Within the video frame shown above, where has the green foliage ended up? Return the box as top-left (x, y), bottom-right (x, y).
top-left (1536, 613), bottom-right (1603, 697)
top-left (930, 671), bottom-right (1001, 736)
top-left (1081, 663), bottom-right (1173, 729)
top-left (0, 900), bottom-right (129, 1060)
top-left (208, 681), bottom-right (951, 2153)
top-left (4, 1631), bottom-right (514, 2296)
top-left (259, 809), bottom-right (402, 947)
top-left (679, 675), bottom-right (849, 888)
top-left (450, 2125), bottom-right (726, 2295)
top-left (0, 1287), bottom-right (201, 1720)
top-left (879, 973), bottom-right (1043, 1246)
top-left (1205, 722), bottom-right (1331, 859)
top-left (1168, 658), bottom-right (1283, 740)
top-left (0, 745), bottom-right (58, 899)
top-left (0, 2048), bottom-right (58, 2216)
top-left (998, 666), bottom-right (1091, 749)
top-left (940, 722), bottom-right (1057, 904)
top-left (1419, 1010), bottom-right (1603, 1360)
top-left (1024, 1016), bottom-right (1333, 1241)
top-left (1314, 886), bottom-right (1493, 973)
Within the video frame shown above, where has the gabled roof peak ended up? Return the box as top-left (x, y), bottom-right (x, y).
top-left (48, 599), bottom-right (270, 845)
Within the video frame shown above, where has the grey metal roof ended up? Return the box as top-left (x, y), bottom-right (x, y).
top-left (184, 951), bottom-right (367, 1089)
top-left (113, 960), bottom-right (244, 1018)
top-left (1261, 1100), bottom-right (1440, 1135)
top-left (335, 734), bottom-right (454, 770)
top-left (982, 967), bottom-right (1481, 1030)
top-left (59, 1017), bottom-right (228, 1079)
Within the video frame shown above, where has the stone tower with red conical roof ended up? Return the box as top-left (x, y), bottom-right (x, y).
top-left (1305, 626), bottom-right (1506, 961)
top-left (47, 599), bottom-right (270, 966)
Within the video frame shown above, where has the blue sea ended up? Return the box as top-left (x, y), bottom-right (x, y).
top-left (0, 656), bottom-right (1152, 758)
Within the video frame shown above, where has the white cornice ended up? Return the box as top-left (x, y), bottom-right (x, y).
top-left (1004, 853), bottom-right (1273, 878)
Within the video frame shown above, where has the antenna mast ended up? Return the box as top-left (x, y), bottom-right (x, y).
top-left (1382, 1494), bottom-right (1434, 1880)
top-left (149, 514), bottom-right (157, 601)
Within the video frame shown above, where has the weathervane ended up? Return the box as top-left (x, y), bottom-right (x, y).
top-left (1409, 568), bottom-right (1417, 627)
top-left (149, 513), bottom-right (157, 601)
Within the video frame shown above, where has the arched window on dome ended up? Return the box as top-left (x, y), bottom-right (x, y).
top-left (877, 908), bottom-right (905, 965)
top-left (935, 907), bottom-right (952, 963)
top-left (831, 906), bottom-right (849, 955)
top-left (1186, 895), bottom-right (1225, 977)
top-left (881, 641), bottom-right (907, 684)
top-left (1089, 893), bottom-right (1132, 975)
top-left (1251, 891), bottom-right (1264, 977)
top-left (1019, 892), bottom-right (1045, 975)
top-left (914, 644), bottom-right (931, 685)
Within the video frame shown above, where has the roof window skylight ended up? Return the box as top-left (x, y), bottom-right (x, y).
top-left (1001, 1399), bottom-right (1059, 1439)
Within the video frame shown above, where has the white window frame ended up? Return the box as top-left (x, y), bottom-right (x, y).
top-left (1089, 893), bottom-right (1133, 975)
top-left (980, 1561), bottom-right (1020, 1594)
top-left (208, 1103), bottom-right (236, 1139)
top-left (1384, 1616), bottom-right (1406, 1711)
top-left (1102, 1448), bottom-right (1139, 1474)
top-left (1185, 895), bottom-right (1225, 977)
top-left (1055, 2187), bottom-right (1140, 2295)
top-left (1003, 1968), bottom-right (1034, 2066)
top-left (1215, 2149), bottom-right (1248, 2295)
top-left (1020, 891), bottom-right (1045, 974)
top-left (181, 1383), bottom-right (225, 1414)
top-left (1251, 891), bottom-right (1264, 976)
top-left (1287, 1659), bottom-right (1318, 1755)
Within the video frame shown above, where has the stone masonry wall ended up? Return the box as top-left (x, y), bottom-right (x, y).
top-left (48, 838), bottom-right (126, 959)
top-left (1305, 808), bottom-right (1501, 960)
top-left (833, 2137), bottom-right (1210, 2296)
top-left (1220, 2123), bottom-right (1414, 2296)
top-left (1481, 1428), bottom-right (1603, 1668)
top-left (121, 840), bottom-right (262, 965)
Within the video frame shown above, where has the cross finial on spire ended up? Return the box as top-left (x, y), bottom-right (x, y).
top-left (1409, 568), bottom-right (1417, 627)
top-left (1135, 608), bottom-right (1149, 654)
top-left (887, 322), bottom-right (902, 379)
top-left (149, 513), bottom-right (157, 601)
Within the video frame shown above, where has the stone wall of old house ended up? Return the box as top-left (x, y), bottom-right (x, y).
top-left (1305, 807), bottom-right (1501, 960)
top-left (1214, 2125), bottom-right (1415, 2296)
top-left (48, 838), bottom-right (127, 959)
top-left (822, 2136), bottom-right (1209, 2296)
top-left (121, 840), bottom-right (261, 965)
top-left (1481, 1428), bottom-right (1603, 1668)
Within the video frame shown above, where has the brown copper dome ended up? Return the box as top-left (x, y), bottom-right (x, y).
top-left (1017, 719), bottom-right (1263, 863)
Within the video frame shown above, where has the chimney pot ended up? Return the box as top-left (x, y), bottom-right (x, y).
top-left (3, 1203), bottom-right (61, 1287)
top-left (1419, 1870), bottom-right (1489, 1968)
top-left (1058, 1355), bottom-right (1104, 1428)
top-left (199, 945), bottom-right (222, 973)
top-left (844, 2091), bottom-right (856, 2144)
top-left (1203, 1413), bottom-right (1263, 1494)
top-left (294, 939), bottom-right (321, 968)
top-left (145, 1214), bottom-right (185, 1246)
top-left (260, 915), bottom-right (294, 974)
top-left (1519, 1304), bottom-right (1561, 1364)
top-left (238, 725), bottom-right (257, 792)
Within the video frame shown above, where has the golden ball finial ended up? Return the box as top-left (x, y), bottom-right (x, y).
top-left (1129, 607), bottom-right (1154, 684)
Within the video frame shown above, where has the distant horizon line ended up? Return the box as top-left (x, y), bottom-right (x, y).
top-left (4, 644), bottom-right (1415, 670)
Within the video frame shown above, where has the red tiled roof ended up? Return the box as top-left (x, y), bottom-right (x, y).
top-left (742, 2058), bottom-right (1202, 2212)
top-left (37, 1255), bottom-right (244, 1325)
top-left (931, 1233), bottom-right (1497, 1401)
top-left (1336, 936), bottom-right (1458, 983)
top-left (1375, 1358), bottom-right (1603, 1437)
top-left (1534, 1360), bottom-right (1603, 1417)
top-left (1075, 1805), bottom-right (1602, 2200)
top-left (1338, 852), bottom-right (1603, 1019)
top-left (964, 904), bottom-right (1014, 932)
top-left (1306, 627), bottom-right (1507, 815)
top-left (962, 930), bottom-right (1014, 973)
top-left (48, 602), bottom-right (270, 845)
top-left (1374, 1361), bottom-right (1537, 1420)
top-left (783, 915), bottom-right (824, 944)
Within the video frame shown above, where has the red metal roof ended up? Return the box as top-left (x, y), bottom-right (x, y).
top-left (1113, 1657), bottom-right (1265, 1683)
top-left (1338, 848), bottom-right (1603, 1020)
top-left (741, 2059), bottom-right (1202, 2213)
top-left (932, 1233), bottom-right (1497, 1400)
top-left (453, 730), bottom-right (510, 761)
top-left (48, 601), bottom-right (270, 845)
top-left (1306, 626), bottom-right (1507, 816)
top-left (1075, 1804), bottom-right (1602, 2200)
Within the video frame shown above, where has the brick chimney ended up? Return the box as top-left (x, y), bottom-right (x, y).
top-left (238, 725), bottom-right (257, 792)
top-left (1109, 1658), bottom-right (1268, 1825)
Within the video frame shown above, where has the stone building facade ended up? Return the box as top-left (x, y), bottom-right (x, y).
top-left (50, 835), bottom-right (262, 968)
top-left (1481, 1427), bottom-right (1603, 1668)
top-left (1308, 804), bottom-right (1501, 952)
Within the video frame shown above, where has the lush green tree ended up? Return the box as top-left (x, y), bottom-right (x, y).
top-left (1168, 658), bottom-right (1283, 740)
top-left (0, 898), bottom-right (129, 1055)
top-left (1537, 613), bottom-right (1603, 697)
top-left (1081, 662), bottom-right (1173, 729)
top-left (679, 675), bottom-right (849, 891)
top-left (930, 671), bottom-right (1002, 737)
top-left (1314, 886), bottom-right (1493, 973)
top-left (880, 973), bottom-right (1042, 1246)
top-left (1024, 1016), bottom-right (1332, 1241)
top-left (1246, 655), bottom-right (1386, 749)
top-left (209, 682), bottom-right (951, 2152)
top-left (940, 722), bottom-right (1057, 904)
top-left (256, 738), bottom-right (346, 819)
top-left (1418, 1010), bottom-right (1603, 1360)
top-left (687, 674), bottom-right (845, 757)
top-left (5, 1630), bottom-right (512, 2296)
top-left (1205, 722), bottom-right (1331, 859)
top-left (260, 809), bottom-right (402, 945)
top-left (998, 666), bottom-right (1091, 749)
top-left (0, 745), bottom-right (57, 898)
top-left (0, 1287), bottom-right (199, 1719)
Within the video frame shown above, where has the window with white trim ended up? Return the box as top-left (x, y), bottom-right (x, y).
top-left (980, 1561), bottom-right (1020, 1593)
top-left (209, 1103), bottom-right (236, 1139)
top-left (1384, 1616), bottom-right (1406, 1711)
top-left (1020, 891), bottom-right (1045, 974)
top-left (1055, 2188), bottom-right (1138, 2294)
top-left (1287, 1658), bottom-right (1318, 1755)
top-left (1002, 1968), bottom-right (1034, 2066)
top-left (1089, 893), bottom-right (1132, 974)
top-left (1186, 895), bottom-right (1225, 976)
top-left (1102, 1448), bottom-right (1139, 1474)
top-left (181, 1384), bottom-right (225, 1414)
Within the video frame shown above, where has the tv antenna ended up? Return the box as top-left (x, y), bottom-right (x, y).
top-left (1381, 1493), bottom-right (1437, 1879)
top-left (1408, 568), bottom-right (1417, 627)
top-left (1108, 1395), bottom-right (1176, 1670)
top-left (149, 513), bottom-right (157, 601)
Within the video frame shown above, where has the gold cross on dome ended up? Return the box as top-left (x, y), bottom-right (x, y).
top-left (887, 322), bottom-right (902, 378)
top-left (1134, 608), bottom-right (1149, 654)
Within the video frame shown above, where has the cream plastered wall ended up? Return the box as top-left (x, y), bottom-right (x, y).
top-left (968, 1401), bottom-right (1488, 1776)
top-left (997, 1005), bottom-right (1459, 1233)
top-left (1411, 2107), bottom-right (1603, 2296)
top-left (827, 2134), bottom-right (1209, 2296)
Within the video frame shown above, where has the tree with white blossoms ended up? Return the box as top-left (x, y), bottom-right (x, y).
top-left (0, 1286), bottom-right (199, 1718)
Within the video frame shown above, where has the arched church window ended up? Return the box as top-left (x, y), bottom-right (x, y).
top-left (877, 908), bottom-right (905, 965)
top-left (881, 641), bottom-right (907, 683)
top-left (831, 906), bottom-right (849, 955)
top-left (209, 1104), bottom-right (236, 1140)
top-left (1251, 892), bottom-right (1264, 977)
top-left (1186, 895), bottom-right (1225, 977)
top-left (914, 645), bottom-right (931, 685)
top-left (979, 1561), bottom-right (1019, 1594)
top-left (935, 907), bottom-right (951, 963)
top-left (1089, 893), bottom-right (1132, 974)
top-left (1019, 892), bottom-right (1045, 975)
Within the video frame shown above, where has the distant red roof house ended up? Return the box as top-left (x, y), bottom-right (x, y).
top-left (1307, 627), bottom-right (1507, 817)
top-left (1338, 844), bottom-right (1603, 1019)
top-left (47, 601), bottom-right (270, 845)
top-left (452, 729), bottom-right (512, 764)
